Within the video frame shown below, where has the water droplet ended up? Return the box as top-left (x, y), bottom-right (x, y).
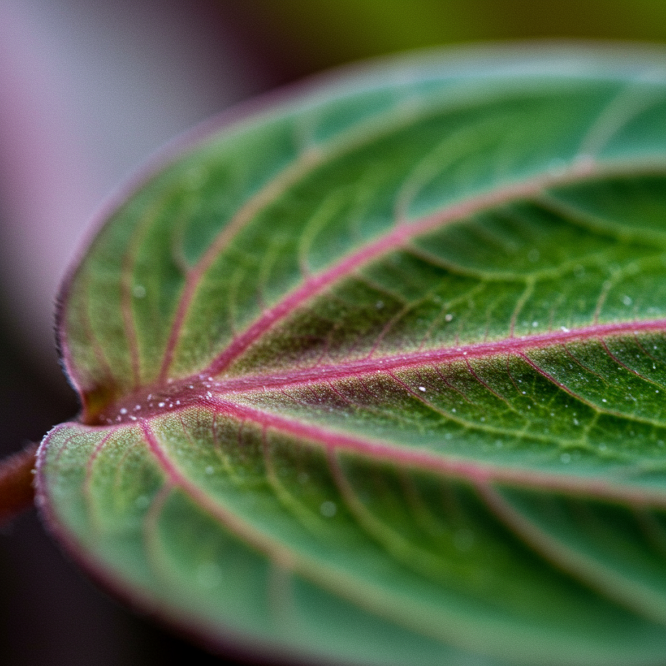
top-left (602, 399), bottom-right (607, 403)
top-left (375, 300), bottom-right (384, 309)
top-left (532, 321), bottom-right (538, 328)
top-left (445, 313), bottom-right (454, 322)
top-left (134, 405), bottom-right (141, 411)
top-left (622, 295), bottom-right (632, 306)
top-left (573, 418), bottom-right (579, 426)
top-left (451, 408), bottom-right (456, 413)
top-left (119, 407), bottom-right (127, 415)
top-left (560, 326), bottom-right (570, 333)
top-left (158, 402), bottom-right (165, 408)
top-left (205, 466), bottom-right (214, 475)
top-left (320, 501), bottom-right (337, 518)
top-left (133, 285), bottom-right (146, 298)
top-left (418, 386), bottom-right (427, 392)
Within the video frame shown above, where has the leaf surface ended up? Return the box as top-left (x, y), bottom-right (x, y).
top-left (38, 46), bottom-right (666, 665)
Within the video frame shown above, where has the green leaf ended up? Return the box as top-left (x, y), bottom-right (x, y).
top-left (38, 46), bottom-right (666, 665)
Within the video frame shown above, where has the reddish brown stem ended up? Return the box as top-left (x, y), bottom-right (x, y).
top-left (0, 443), bottom-right (38, 526)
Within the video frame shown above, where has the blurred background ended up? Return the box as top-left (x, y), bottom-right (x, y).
top-left (0, 1), bottom-right (665, 664)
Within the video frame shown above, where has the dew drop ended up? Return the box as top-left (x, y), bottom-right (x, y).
top-left (602, 399), bottom-right (607, 403)
top-left (532, 321), bottom-right (538, 327)
top-left (133, 285), bottom-right (146, 299)
top-left (418, 386), bottom-right (427, 392)
top-left (622, 295), bottom-right (632, 306)
top-left (375, 300), bottom-right (384, 309)
top-left (320, 501), bottom-right (337, 518)
top-left (451, 408), bottom-right (456, 413)
top-left (158, 402), bottom-right (165, 408)
top-left (573, 418), bottom-right (579, 425)
top-left (445, 313), bottom-right (454, 322)
top-left (205, 466), bottom-right (214, 475)
top-left (560, 326), bottom-right (570, 333)
top-left (119, 407), bottom-right (127, 415)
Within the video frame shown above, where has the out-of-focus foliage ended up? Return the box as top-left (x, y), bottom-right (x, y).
top-left (225, 0), bottom-right (666, 79)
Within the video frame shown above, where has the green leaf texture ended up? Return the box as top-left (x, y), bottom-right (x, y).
top-left (38, 46), bottom-right (666, 665)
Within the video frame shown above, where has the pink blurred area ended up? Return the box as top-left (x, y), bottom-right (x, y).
top-left (0, 0), bottom-right (265, 386)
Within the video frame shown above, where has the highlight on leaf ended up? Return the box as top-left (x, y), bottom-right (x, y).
top-left (37, 45), bottom-right (666, 665)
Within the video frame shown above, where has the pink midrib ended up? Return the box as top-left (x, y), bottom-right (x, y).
top-left (91, 316), bottom-right (666, 426)
top-left (211, 318), bottom-right (666, 394)
top-left (158, 154), bottom-right (640, 383)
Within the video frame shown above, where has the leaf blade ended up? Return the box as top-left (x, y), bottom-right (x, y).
top-left (43, 46), bottom-right (666, 665)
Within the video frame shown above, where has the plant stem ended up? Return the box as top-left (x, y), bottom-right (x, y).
top-left (0, 443), bottom-right (38, 526)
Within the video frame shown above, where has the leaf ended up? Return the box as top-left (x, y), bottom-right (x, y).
top-left (37, 45), bottom-right (666, 665)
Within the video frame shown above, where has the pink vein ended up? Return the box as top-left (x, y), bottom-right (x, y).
top-left (200, 160), bottom-right (666, 379)
top-left (212, 318), bottom-right (666, 394)
top-left (203, 175), bottom-right (556, 377)
top-left (139, 419), bottom-right (298, 567)
top-left (207, 397), bottom-right (666, 507)
top-left (158, 150), bottom-right (322, 382)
